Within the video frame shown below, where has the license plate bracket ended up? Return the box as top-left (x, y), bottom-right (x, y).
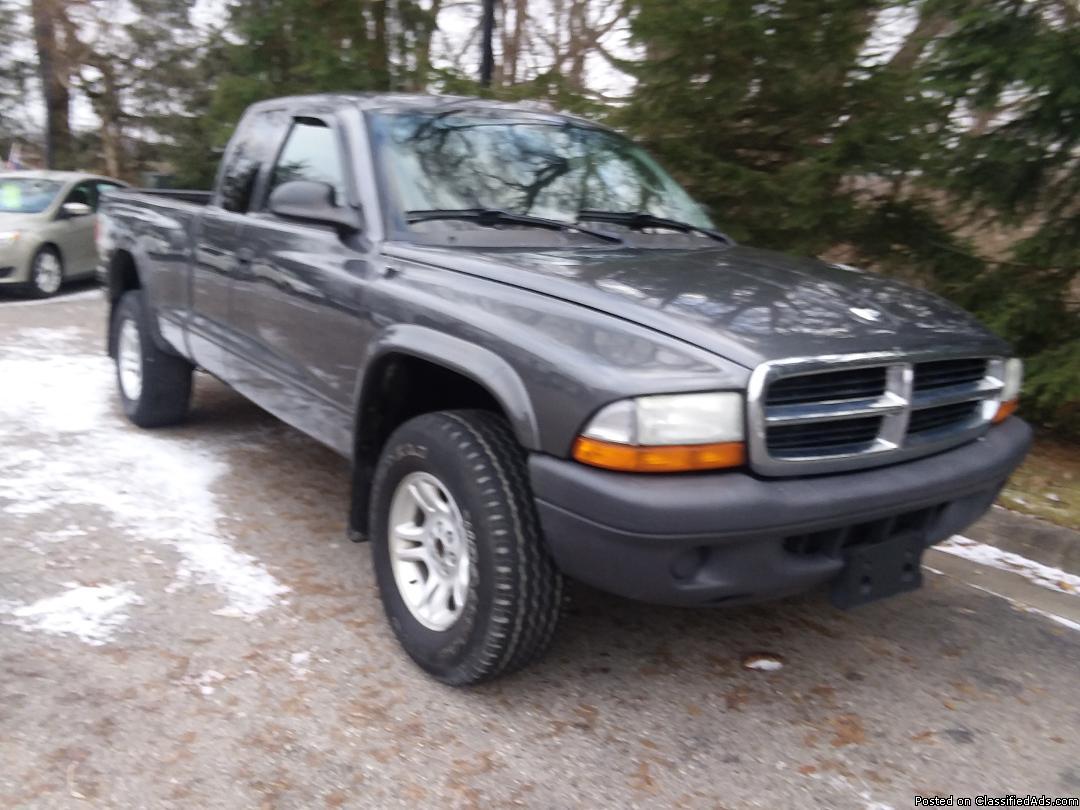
top-left (830, 532), bottom-right (925, 609)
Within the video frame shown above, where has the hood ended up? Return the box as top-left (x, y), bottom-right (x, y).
top-left (386, 243), bottom-right (1010, 369)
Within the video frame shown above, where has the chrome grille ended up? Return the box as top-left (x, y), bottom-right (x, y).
top-left (748, 353), bottom-right (1007, 475)
top-left (913, 358), bottom-right (987, 392)
top-left (907, 400), bottom-right (980, 435)
top-left (767, 415), bottom-right (882, 456)
top-left (766, 366), bottom-right (886, 405)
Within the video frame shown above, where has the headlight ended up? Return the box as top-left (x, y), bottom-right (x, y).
top-left (573, 392), bottom-right (746, 472)
top-left (993, 357), bottom-right (1023, 423)
top-left (0, 231), bottom-right (19, 247)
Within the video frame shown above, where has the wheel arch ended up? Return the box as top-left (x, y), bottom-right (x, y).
top-left (28, 240), bottom-right (63, 274)
top-left (34, 240), bottom-right (63, 261)
top-left (347, 325), bottom-right (541, 540)
top-left (104, 248), bottom-right (145, 358)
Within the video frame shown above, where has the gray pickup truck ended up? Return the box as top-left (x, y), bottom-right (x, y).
top-left (98, 93), bottom-right (1031, 684)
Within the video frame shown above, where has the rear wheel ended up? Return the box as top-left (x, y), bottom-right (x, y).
top-left (112, 290), bottom-right (193, 427)
top-left (27, 246), bottom-right (63, 298)
top-left (370, 410), bottom-right (563, 685)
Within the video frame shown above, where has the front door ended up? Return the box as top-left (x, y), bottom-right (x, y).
top-left (55, 181), bottom-right (97, 275)
top-left (229, 113), bottom-right (375, 454)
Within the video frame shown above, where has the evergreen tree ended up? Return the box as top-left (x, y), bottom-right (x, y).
top-left (928, 0), bottom-right (1080, 432)
top-left (619, 0), bottom-right (1078, 433)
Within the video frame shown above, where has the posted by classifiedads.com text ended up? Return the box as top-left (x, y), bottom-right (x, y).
top-left (915, 797), bottom-right (1079, 807)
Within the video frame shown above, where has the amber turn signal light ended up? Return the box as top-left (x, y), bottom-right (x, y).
top-left (993, 399), bottom-right (1018, 424)
top-left (572, 436), bottom-right (747, 473)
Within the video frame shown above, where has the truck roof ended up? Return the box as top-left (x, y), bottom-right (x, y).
top-left (245, 92), bottom-right (602, 129)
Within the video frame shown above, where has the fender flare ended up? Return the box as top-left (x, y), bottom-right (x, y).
top-left (353, 323), bottom-right (541, 451)
top-left (104, 245), bottom-right (177, 359)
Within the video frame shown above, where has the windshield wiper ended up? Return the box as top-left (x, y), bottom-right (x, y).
top-left (576, 210), bottom-right (733, 244)
top-left (405, 208), bottom-right (624, 245)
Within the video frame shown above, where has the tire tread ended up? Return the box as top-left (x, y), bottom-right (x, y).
top-left (371, 409), bottom-right (563, 685)
top-left (114, 290), bottom-right (193, 428)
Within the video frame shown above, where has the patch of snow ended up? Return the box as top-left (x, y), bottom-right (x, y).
top-left (0, 326), bottom-right (289, 619)
top-left (289, 650), bottom-right (311, 679)
top-left (742, 653), bottom-right (784, 672)
top-left (192, 669), bottom-right (226, 696)
top-left (937, 536), bottom-right (1080, 596)
top-left (0, 582), bottom-right (141, 645)
top-left (1, 289), bottom-right (102, 307)
top-left (38, 525), bottom-right (89, 543)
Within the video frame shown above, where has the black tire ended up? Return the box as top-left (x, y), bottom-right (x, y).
top-left (112, 290), bottom-right (193, 427)
top-left (26, 246), bottom-right (64, 299)
top-left (370, 410), bottom-right (564, 685)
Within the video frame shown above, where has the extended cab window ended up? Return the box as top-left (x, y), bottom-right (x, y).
top-left (268, 119), bottom-right (347, 206)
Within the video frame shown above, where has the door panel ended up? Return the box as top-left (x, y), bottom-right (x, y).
top-left (187, 209), bottom-right (247, 378)
top-left (230, 216), bottom-right (374, 453)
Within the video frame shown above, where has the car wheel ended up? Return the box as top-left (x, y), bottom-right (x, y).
top-left (27, 246), bottom-right (64, 298)
top-left (112, 290), bottom-right (193, 427)
top-left (370, 409), bottom-right (564, 685)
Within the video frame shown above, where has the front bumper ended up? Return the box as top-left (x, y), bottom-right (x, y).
top-left (0, 242), bottom-right (30, 285)
top-left (529, 417), bottom-right (1032, 606)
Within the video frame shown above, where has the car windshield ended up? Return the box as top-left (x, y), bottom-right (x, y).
top-left (0, 177), bottom-right (63, 214)
top-left (370, 111), bottom-right (714, 240)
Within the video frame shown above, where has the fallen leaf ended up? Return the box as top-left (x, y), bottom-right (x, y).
top-left (830, 714), bottom-right (866, 747)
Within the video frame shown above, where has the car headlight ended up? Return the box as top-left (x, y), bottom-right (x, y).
top-left (992, 357), bottom-right (1023, 423)
top-left (572, 392), bottom-right (746, 472)
top-left (0, 231), bottom-right (19, 247)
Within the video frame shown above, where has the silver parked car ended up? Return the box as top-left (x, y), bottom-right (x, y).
top-left (0, 171), bottom-right (126, 298)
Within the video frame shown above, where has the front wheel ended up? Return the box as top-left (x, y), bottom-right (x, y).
top-left (27, 246), bottom-right (63, 298)
top-left (112, 290), bottom-right (193, 427)
top-left (370, 410), bottom-right (564, 685)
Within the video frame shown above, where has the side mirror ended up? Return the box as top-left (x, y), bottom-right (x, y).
top-left (61, 201), bottom-right (93, 218)
top-left (267, 180), bottom-right (361, 233)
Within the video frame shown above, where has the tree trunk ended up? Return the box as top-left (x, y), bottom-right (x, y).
top-left (90, 59), bottom-right (125, 179)
top-left (500, 0), bottom-right (526, 87)
top-left (30, 0), bottom-right (73, 169)
top-left (565, 0), bottom-right (588, 92)
top-left (480, 0), bottom-right (496, 87)
top-left (886, 7), bottom-right (953, 74)
top-left (413, 0), bottom-right (441, 90)
top-left (369, 0), bottom-right (390, 90)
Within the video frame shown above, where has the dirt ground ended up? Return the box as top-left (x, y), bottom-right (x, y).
top-left (1000, 436), bottom-right (1080, 531)
top-left (1, 288), bottom-right (1078, 809)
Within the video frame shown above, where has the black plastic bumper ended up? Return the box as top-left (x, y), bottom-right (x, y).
top-left (529, 418), bottom-right (1032, 607)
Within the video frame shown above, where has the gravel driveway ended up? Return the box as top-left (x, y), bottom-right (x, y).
top-left (1, 289), bottom-right (1078, 809)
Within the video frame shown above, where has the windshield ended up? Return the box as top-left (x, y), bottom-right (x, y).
top-left (370, 111), bottom-right (714, 238)
top-left (0, 177), bottom-right (63, 214)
